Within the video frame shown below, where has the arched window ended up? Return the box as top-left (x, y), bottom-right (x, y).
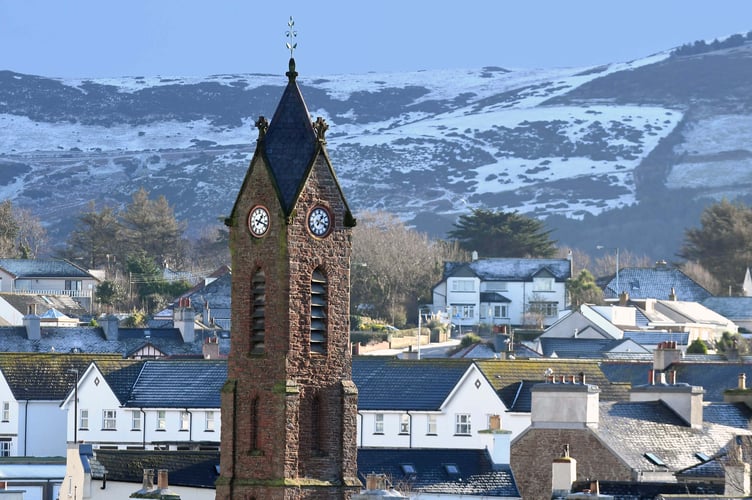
top-left (251, 269), bottom-right (265, 354)
top-left (310, 269), bottom-right (327, 354)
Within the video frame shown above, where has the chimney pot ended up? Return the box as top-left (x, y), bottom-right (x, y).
top-left (740, 373), bottom-right (747, 390)
top-left (157, 469), bottom-right (168, 490)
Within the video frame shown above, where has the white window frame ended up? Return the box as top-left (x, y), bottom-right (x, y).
top-left (157, 410), bottom-right (166, 430)
top-left (0, 439), bottom-right (10, 457)
top-left (131, 411), bottom-right (142, 431)
top-left (180, 411), bottom-right (190, 431)
top-left (455, 413), bottom-right (471, 436)
top-left (493, 304), bottom-right (508, 318)
top-left (427, 414), bottom-right (437, 435)
top-left (451, 279), bottom-right (475, 292)
top-left (374, 413), bottom-right (384, 434)
top-left (1, 401), bottom-right (9, 422)
top-left (205, 411), bottom-right (215, 431)
top-left (102, 409), bottom-right (117, 430)
top-left (485, 282), bottom-right (508, 292)
top-left (530, 301), bottom-right (558, 317)
top-left (399, 413), bottom-right (410, 434)
top-left (533, 277), bottom-right (554, 292)
top-left (452, 305), bottom-right (475, 319)
top-left (79, 409), bottom-right (89, 430)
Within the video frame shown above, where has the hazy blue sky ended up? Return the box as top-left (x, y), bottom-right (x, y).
top-left (2, 1), bottom-right (751, 78)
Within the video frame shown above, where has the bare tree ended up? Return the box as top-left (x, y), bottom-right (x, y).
top-left (351, 211), bottom-right (466, 325)
top-left (680, 260), bottom-right (722, 295)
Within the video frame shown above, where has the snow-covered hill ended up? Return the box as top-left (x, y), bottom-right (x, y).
top-left (2, 38), bottom-right (752, 259)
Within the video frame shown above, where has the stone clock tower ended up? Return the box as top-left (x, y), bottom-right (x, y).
top-left (215, 56), bottom-right (360, 500)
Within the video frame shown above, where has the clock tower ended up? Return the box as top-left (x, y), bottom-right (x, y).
top-left (215, 54), bottom-right (360, 500)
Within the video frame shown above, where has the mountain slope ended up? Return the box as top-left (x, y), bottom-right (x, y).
top-left (1, 39), bottom-right (751, 260)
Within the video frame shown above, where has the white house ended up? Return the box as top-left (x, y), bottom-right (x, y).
top-left (61, 359), bottom-right (225, 451)
top-left (352, 357), bottom-right (510, 449)
top-left (431, 257), bottom-right (572, 329)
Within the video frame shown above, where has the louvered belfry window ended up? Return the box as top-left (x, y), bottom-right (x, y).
top-left (251, 269), bottom-right (265, 354)
top-left (310, 269), bottom-right (328, 354)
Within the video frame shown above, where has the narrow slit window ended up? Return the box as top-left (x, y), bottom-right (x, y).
top-left (250, 397), bottom-right (259, 451)
top-left (251, 269), bottom-right (265, 354)
top-left (311, 269), bottom-right (327, 354)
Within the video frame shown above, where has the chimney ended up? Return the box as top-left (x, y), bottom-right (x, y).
top-left (653, 341), bottom-right (681, 372)
top-left (202, 300), bottom-right (211, 325)
top-left (101, 314), bottom-right (119, 341)
top-left (353, 474), bottom-right (408, 499)
top-left (669, 287), bottom-right (677, 301)
top-left (552, 444), bottom-right (577, 498)
top-left (471, 250), bottom-right (478, 261)
top-left (619, 291), bottom-right (629, 306)
top-left (630, 379), bottom-right (704, 430)
top-left (203, 335), bottom-right (220, 359)
top-left (740, 373), bottom-right (747, 390)
top-left (23, 306), bottom-right (40, 341)
top-left (174, 300), bottom-right (195, 343)
top-left (531, 379), bottom-right (600, 428)
top-left (723, 373), bottom-right (752, 409)
top-left (157, 469), bottom-right (168, 490)
top-left (480, 415), bottom-right (511, 465)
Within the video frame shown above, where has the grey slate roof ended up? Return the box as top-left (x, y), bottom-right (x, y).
top-left (600, 361), bottom-right (752, 402)
top-left (443, 258), bottom-right (572, 282)
top-left (601, 264), bottom-right (712, 301)
top-left (0, 325), bottom-right (230, 358)
top-left (0, 258), bottom-right (95, 279)
top-left (570, 479), bottom-right (723, 498)
top-left (539, 338), bottom-right (648, 358)
top-left (703, 296), bottom-right (752, 323)
top-left (0, 293), bottom-right (87, 319)
top-left (92, 449), bottom-right (220, 488)
top-left (622, 330), bottom-right (690, 346)
top-left (352, 357), bottom-right (475, 411)
top-left (596, 399), bottom-right (751, 472)
top-left (357, 448), bottom-right (520, 498)
top-left (125, 359), bottom-right (226, 408)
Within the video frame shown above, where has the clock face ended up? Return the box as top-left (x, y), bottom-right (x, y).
top-left (307, 206), bottom-right (331, 237)
top-left (248, 206), bottom-right (270, 237)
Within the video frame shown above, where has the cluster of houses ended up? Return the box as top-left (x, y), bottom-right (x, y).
top-left (0, 256), bottom-right (751, 498)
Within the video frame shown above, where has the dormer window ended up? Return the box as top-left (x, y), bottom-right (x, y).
top-left (533, 276), bottom-right (554, 291)
top-left (311, 269), bottom-right (327, 355)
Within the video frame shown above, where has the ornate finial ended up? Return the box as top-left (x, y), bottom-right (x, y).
top-left (286, 16), bottom-right (297, 58)
top-left (314, 117), bottom-right (328, 142)
top-left (255, 116), bottom-right (269, 140)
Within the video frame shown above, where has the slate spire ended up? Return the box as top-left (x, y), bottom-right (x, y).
top-left (261, 57), bottom-right (318, 215)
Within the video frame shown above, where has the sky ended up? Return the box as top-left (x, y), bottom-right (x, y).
top-left (2, 1), bottom-right (752, 79)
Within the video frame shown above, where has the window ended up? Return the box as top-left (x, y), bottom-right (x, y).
top-left (455, 413), bottom-right (471, 435)
top-left (0, 439), bottom-right (10, 457)
top-left (451, 279), bottom-right (475, 292)
top-left (427, 415), bottom-right (437, 435)
top-left (251, 269), bottom-right (265, 354)
top-left (310, 269), bottom-right (328, 354)
top-left (79, 409), bottom-right (89, 430)
top-left (1, 401), bottom-right (9, 422)
top-left (493, 304), bottom-right (508, 318)
top-left (451, 305), bottom-right (475, 319)
top-left (157, 410), bottom-right (166, 430)
top-left (205, 411), bottom-right (215, 431)
top-left (102, 410), bottom-right (117, 430)
top-left (374, 413), bottom-right (384, 434)
top-left (485, 282), bottom-right (508, 292)
top-left (399, 414), bottom-right (410, 434)
top-left (533, 277), bottom-right (554, 291)
top-left (180, 411), bottom-right (190, 431)
top-left (131, 411), bottom-right (142, 431)
top-left (529, 302), bottom-right (558, 317)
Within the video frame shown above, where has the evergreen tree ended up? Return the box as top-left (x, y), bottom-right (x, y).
top-left (65, 201), bottom-right (120, 268)
top-left (448, 208), bottom-right (556, 258)
top-left (566, 269), bottom-right (603, 309)
top-left (679, 199), bottom-right (752, 295)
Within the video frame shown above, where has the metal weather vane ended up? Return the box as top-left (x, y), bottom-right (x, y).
top-left (286, 16), bottom-right (297, 58)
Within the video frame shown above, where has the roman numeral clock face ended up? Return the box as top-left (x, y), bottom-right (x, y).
top-left (248, 206), bottom-right (270, 237)
top-left (307, 206), bottom-right (331, 237)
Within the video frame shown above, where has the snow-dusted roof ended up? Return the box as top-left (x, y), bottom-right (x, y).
top-left (444, 258), bottom-right (571, 281)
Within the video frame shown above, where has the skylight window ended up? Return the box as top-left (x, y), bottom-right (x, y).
top-left (695, 452), bottom-right (710, 462)
top-left (401, 464), bottom-right (416, 475)
top-left (644, 452), bottom-right (666, 467)
top-left (444, 464), bottom-right (460, 475)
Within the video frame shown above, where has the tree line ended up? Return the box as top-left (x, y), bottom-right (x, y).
top-left (1, 192), bottom-right (750, 326)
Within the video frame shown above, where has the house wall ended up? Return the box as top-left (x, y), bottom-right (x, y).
top-left (20, 401), bottom-right (67, 457)
top-left (0, 296), bottom-right (24, 326)
top-left (88, 480), bottom-right (214, 500)
top-left (511, 428), bottom-right (632, 500)
top-left (0, 372), bottom-right (19, 456)
top-left (0, 271), bottom-right (12, 293)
